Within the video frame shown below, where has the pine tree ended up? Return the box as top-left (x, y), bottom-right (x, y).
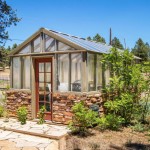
top-left (111, 37), bottom-right (124, 50)
top-left (87, 36), bottom-right (92, 41)
top-left (93, 34), bottom-right (106, 44)
top-left (132, 38), bottom-right (149, 61)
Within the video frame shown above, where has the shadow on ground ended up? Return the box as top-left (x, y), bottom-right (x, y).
top-left (110, 142), bottom-right (150, 150)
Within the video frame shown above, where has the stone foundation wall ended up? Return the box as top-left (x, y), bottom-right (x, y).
top-left (53, 92), bottom-right (104, 124)
top-left (6, 90), bottom-right (32, 119)
top-left (5, 90), bottom-right (104, 124)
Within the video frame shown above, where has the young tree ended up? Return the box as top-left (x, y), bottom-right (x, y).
top-left (11, 43), bottom-right (18, 49)
top-left (93, 33), bottom-right (106, 44)
top-left (132, 38), bottom-right (149, 61)
top-left (87, 36), bottom-right (92, 41)
top-left (0, 0), bottom-right (20, 44)
top-left (111, 37), bottom-right (124, 50)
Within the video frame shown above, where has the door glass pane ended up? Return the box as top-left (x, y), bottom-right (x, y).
top-left (39, 82), bottom-right (45, 91)
top-left (39, 94), bottom-right (44, 101)
top-left (39, 73), bottom-right (44, 82)
top-left (45, 73), bottom-right (51, 82)
top-left (45, 103), bottom-right (50, 111)
top-left (46, 83), bottom-right (51, 92)
top-left (39, 102), bottom-right (44, 109)
top-left (39, 63), bottom-right (44, 72)
top-left (45, 62), bottom-right (51, 72)
top-left (46, 93), bottom-right (51, 102)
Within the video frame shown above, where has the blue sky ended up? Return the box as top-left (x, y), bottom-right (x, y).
top-left (5, 0), bottom-right (150, 49)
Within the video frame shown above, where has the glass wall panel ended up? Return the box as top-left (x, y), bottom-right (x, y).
top-left (97, 55), bottom-right (102, 90)
top-left (58, 41), bottom-right (75, 51)
top-left (13, 57), bottom-right (21, 89)
top-left (19, 45), bottom-right (30, 54)
top-left (105, 69), bottom-right (110, 85)
top-left (71, 53), bottom-right (82, 92)
top-left (57, 54), bottom-right (69, 91)
top-left (45, 35), bottom-right (55, 52)
top-left (23, 56), bottom-right (30, 89)
top-left (88, 53), bottom-right (96, 91)
top-left (34, 36), bottom-right (41, 52)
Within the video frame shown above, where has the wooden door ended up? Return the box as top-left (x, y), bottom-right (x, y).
top-left (35, 58), bottom-right (53, 120)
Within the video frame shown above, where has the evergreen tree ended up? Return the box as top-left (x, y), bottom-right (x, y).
top-left (132, 38), bottom-right (149, 61)
top-left (12, 43), bottom-right (18, 49)
top-left (93, 34), bottom-right (106, 44)
top-left (0, 0), bottom-right (20, 44)
top-left (111, 37), bottom-right (124, 49)
top-left (87, 36), bottom-right (92, 41)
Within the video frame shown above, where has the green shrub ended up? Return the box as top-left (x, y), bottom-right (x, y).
top-left (97, 114), bottom-right (124, 131)
top-left (37, 106), bottom-right (46, 124)
top-left (69, 101), bottom-right (98, 135)
top-left (17, 106), bottom-right (28, 125)
top-left (0, 105), bottom-right (4, 117)
top-left (131, 122), bottom-right (148, 132)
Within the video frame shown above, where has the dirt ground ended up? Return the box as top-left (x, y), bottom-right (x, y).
top-left (66, 127), bottom-right (150, 150)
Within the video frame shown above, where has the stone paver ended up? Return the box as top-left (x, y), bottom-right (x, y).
top-left (0, 118), bottom-right (69, 138)
top-left (0, 129), bottom-right (58, 150)
top-left (0, 118), bottom-right (69, 150)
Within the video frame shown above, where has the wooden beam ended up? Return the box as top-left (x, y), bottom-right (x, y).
top-left (9, 50), bottom-right (87, 57)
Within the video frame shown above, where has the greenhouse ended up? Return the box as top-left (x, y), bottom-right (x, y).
top-left (8, 28), bottom-right (111, 121)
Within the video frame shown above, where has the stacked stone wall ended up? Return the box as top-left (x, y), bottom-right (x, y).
top-left (6, 90), bottom-right (32, 119)
top-left (6, 90), bottom-right (104, 124)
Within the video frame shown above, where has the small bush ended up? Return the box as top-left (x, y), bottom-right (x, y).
top-left (69, 101), bottom-right (98, 135)
top-left (17, 106), bottom-right (28, 125)
top-left (0, 105), bottom-right (4, 117)
top-left (97, 114), bottom-right (124, 131)
top-left (37, 106), bottom-right (46, 124)
top-left (131, 122), bottom-right (148, 132)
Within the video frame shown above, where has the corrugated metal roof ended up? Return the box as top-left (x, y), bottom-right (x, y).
top-left (49, 30), bottom-right (112, 54)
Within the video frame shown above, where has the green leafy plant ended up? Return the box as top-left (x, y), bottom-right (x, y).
top-left (0, 105), bottom-right (4, 117)
top-left (101, 48), bottom-right (150, 129)
top-left (69, 101), bottom-right (98, 135)
top-left (37, 106), bottom-right (46, 124)
top-left (17, 106), bottom-right (28, 125)
top-left (97, 114), bottom-right (124, 131)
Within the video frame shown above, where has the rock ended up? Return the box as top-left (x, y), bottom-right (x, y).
top-left (90, 98), bottom-right (97, 103)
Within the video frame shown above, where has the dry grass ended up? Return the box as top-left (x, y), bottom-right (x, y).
top-left (66, 127), bottom-right (150, 150)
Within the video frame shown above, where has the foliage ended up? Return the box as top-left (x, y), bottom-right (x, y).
top-left (131, 122), bottom-right (149, 132)
top-left (0, 43), bottom-right (17, 68)
top-left (0, 0), bottom-right (20, 44)
top-left (87, 36), bottom-right (92, 41)
top-left (69, 101), bottom-right (98, 135)
top-left (87, 33), bottom-right (106, 43)
top-left (101, 48), bottom-right (150, 128)
top-left (97, 114), bottom-right (124, 131)
top-left (37, 106), bottom-right (46, 124)
top-left (17, 106), bottom-right (28, 125)
top-left (132, 38), bottom-right (150, 61)
top-left (0, 105), bottom-right (4, 117)
top-left (93, 33), bottom-right (106, 43)
top-left (111, 37), bottom-right (124, 49)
